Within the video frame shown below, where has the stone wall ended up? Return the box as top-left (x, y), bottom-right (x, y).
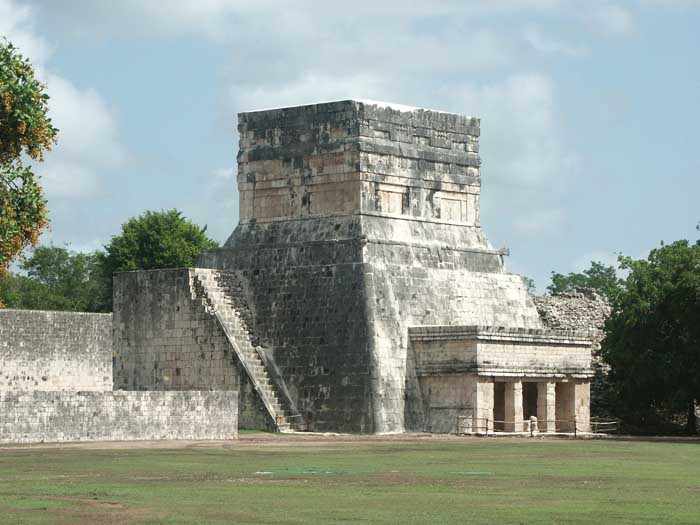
top-left (113, 268), bottom-right (271, 430)
top-left (418, 374), bottom-right (478, 434)
top-left (0, 310), bottom-right (112, 391)
top-left (0, 390), bottom-right (238, 444)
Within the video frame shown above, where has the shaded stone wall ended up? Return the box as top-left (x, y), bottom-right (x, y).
top-left (198, 100), bottom-right (545, 433)
top-left (0, 390), bottom-right (238, 444)
top-left (113, 269), bottom-right (270, 430)
top-left (0, 310), bottom-right (112, 391)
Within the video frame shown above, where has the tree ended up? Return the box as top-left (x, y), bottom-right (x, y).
top-left (0, 246), bottom-right (109, 312)
top-left (524, 276), bottom-right (536, 295)
top-left (100, 209), bottom-right (218, 308)
top-left (601, 240), bottom-right (700, 434)
top-left (547, 261), bottom-right (623, 299)
top-left (0, 39), bottom-right (57, 278)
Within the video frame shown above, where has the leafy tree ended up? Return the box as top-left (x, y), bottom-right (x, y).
top-left (0, 246), bottom-right (109, 312)
top-left (0, 39), bottom-right (57, 279)
top-left (100, 209), bottom-right (217, 308)
top-left (0, 272), bottom-right (51, 309)
top-left (524, 276), bottom-right (536, 295)
top-left (547, 261), bottom-right (623, 299)
top-left (601, 240), bottom-right (700, 434)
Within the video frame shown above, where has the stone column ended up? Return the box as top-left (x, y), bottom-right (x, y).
top-left (555, 382), bottom-right (576, 432)
top-left (537, 381), bottom-right (556, 433)
top-left (473, 377), bottom-right (494, 434)
top-left (575, 382), bottom-right (591, 433)
top-left (504, 380), bottom-right (523, 432)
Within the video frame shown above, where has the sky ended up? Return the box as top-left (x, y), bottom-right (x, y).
top-left (1, 0), bottom-right (698, 292)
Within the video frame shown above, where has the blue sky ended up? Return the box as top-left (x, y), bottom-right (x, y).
top-left (2, 0), bottom-right (698, 291)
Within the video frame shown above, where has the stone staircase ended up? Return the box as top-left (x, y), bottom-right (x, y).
top-left (191, 268), bottom-right (301, 432)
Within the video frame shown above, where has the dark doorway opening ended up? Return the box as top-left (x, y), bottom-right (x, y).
top-left (522, 382), bottom-right (538, 421)
top-left (494, 382), bottom-right (505, 431)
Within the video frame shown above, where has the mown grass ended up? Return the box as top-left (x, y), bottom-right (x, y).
top-left (0, 435), bottom-right (698, 524)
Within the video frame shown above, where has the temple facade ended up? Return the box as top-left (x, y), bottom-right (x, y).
top-left (115, 99), bottom-right (593, 434)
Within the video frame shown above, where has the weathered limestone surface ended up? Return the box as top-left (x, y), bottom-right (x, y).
top-left (113, 268), bottom-right (271, 430)
top-left (197, 100), bottom-right (546, 433)
top-left (0, 310), bottom-right (112, 391)
top-left (0, 390), bottom-right (238, 444)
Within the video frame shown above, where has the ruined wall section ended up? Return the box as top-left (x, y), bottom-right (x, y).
top-left (0, 390), bottom-right (238, 444)
top-left (533, 289), bottom-right (610, 354)
top-left (0, 310), bottom-right (112, 391)
top-left (113, 269), bottom-right (270, 430)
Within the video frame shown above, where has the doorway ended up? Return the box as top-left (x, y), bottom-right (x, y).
top-left (493, 382), bottom-right (505, 431)
top-left (522, 382), bottom-right (538, 421)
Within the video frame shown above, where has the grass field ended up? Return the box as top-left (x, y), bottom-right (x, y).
top-left (0, 433), bottom-right (698, 524)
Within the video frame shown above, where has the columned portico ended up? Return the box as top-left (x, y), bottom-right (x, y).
top-left (411, 325), bottom-right (594, 434)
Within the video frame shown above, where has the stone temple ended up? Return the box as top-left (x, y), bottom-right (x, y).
top-left (0, 100), bottom-right (596, 443)
top-left (114, 100), bottom-right (593, 434)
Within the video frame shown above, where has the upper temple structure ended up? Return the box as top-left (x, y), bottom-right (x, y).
top-left (112, 100), bottom-right (594, 434)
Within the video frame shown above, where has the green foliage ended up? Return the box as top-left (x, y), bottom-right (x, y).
top-left (601, 240), bottom-right (700, 434)
top-left (0, 39), bottom-right (57, 279)
top-left (547, 260), bottom-right (623, 299)
top-left (524, 276), bottom-right (536, 295)
top-left (0, 272), bottom-right (50, 310)
top-left (0, 246), bottom-right (109, 312)
top-left (100, 209), bottom-right (217, 309)
top-left (103, 209), bottom-right (217, 273)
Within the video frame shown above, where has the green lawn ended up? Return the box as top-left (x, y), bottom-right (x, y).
top-left (0, 434), bottom-right (698, 524)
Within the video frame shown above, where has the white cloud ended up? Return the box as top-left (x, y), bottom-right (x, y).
top-left (639, 0), bottom-right (700, 9)
top-left (185, 167), bottom-right (238, 244)
top-left (0, 0), bottom-right (128, 254)
top-left (1, 0), bottom-right (127, 199)
top-left (523, 26), bottom-right (588, 57)
top-left (448, 73), bottom-right (578, 237)
top-left (0, 0), bottom-right (51, 64)
top-left (514, 208), bottom-right (566, 237)
top-left (227, 73), bottom-right (386, 115)
top-left (28, 1), bottom-right (568, 40)
top-left (582, 3), bottom-right (637, 36)
top-left (38, 74), bottom-right (126, 200)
